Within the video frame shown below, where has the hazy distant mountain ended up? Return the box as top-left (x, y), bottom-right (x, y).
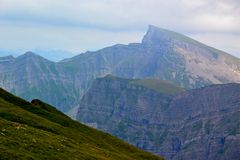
top-left (0, 49), bottom-right (76, 62)
top-left (0, 87), bottom-right (162, 160)
top-left (76, 75), bottom-right (240, 160)
top-left (0, 25), bottom-right (239, 113)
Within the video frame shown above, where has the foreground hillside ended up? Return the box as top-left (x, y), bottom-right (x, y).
top-left (0, 25), bottom-right (239, 114)
top-left (0, 88), bottom-right (163, 160)
top-left (77, 76), bottom-right (240, 160)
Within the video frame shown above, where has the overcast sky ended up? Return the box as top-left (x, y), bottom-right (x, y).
top-left (0, 0), bottom-right (239, 60)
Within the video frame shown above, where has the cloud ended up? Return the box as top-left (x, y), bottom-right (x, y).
top-left (0, 0), bottom-right (239, 58)
top-left (0, 21), bottom-right (142, 52)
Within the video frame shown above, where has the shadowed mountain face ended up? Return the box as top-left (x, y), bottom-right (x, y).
top-left (76, 76), bottom-right (240, 160)
top-left (0, 25), bottom-right (239, 113)
top-left (0, 87), bottom-right (163, 160)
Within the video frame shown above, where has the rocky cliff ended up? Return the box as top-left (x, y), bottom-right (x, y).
top-left (0, 25), bottom-right (239, 114)
top-left (76, 76), bottom-right (240, 160)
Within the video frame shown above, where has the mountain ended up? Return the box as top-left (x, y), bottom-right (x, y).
top-left (0, 25), bottom-right (239, 114)
top-left (0, 52), bottom-right (81, 113)
top-left (0, 49), bottom-right (76, 62)
top-left (0, 87), bottom-right (163, 160)
top-left (76, 75), bottom-right (240, 160)
top-left (63, 25), bottom-right (240, 89)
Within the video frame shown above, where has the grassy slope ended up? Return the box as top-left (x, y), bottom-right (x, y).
top-left (131, 79), bottom-right (184, 95)
top-left (103, 74), bottom-right (184, 95)
top-left (0, 88), bottom-right (163, 160)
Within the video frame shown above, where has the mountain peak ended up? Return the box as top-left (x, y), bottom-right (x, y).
top-left (23, 51), bottom-right (37, 57)
top-left (17, 51), bottom-right (48, 61)
top-left (142, 25), bottom-right (209, 47)
top-left (142, 25), bottom-right (174, 44)
top-left (147, 24), bottom-right (163, 32)
top-left (142, 25), bottom-right (240, 63)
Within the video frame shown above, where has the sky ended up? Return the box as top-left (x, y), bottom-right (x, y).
top-left (0, 0), bottom-right (239, 60)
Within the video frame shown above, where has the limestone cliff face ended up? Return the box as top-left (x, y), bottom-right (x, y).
top-left (0, 25), bottom-right (239, 113)
top-left (76, 76), bottom-right (240, 160)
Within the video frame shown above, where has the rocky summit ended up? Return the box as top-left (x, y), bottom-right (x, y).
top-left (77, 75), bottom-right (240, 160)
top-left (0, 25), bottom-right (239, 115)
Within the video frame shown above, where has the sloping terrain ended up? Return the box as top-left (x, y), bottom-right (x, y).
top-left (0, 52), bottom-right (81, 113)
top-left (76, 76), bottom-right (240, 160)
top-left (0, 25), bottom-right (239, 114)
top-left (0, 88), bottom-right (163, 160)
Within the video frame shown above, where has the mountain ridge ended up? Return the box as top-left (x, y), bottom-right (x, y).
top-left (0, 25), bottom-right (239, 114)
top-left (76, 77), bottom-right (240, 160)
top-left (143, 25), bottom-right (240, 62)
top-left (101, 74), bottom-right (184, 95)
